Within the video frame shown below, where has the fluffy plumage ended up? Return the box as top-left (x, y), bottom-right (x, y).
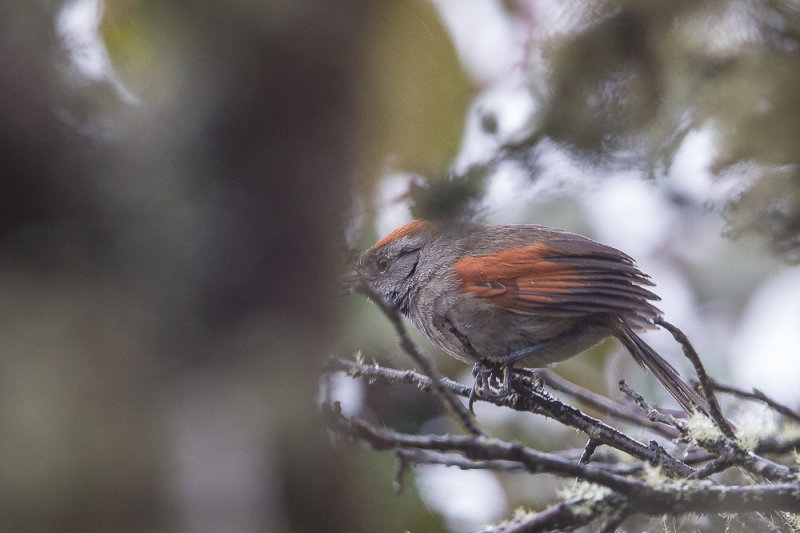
top-left (352, 220), bottom-right (708, 415)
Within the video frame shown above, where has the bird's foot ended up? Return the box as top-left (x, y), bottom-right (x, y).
top-left (469, 362), bottom-right (515, 412)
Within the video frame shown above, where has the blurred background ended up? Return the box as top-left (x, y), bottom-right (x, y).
top-left (2, 0), bottom-right (800, 531)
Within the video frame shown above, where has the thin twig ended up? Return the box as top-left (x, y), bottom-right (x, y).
top-left (690, 452), bottom-right (740, 480)
top-left (531, 369), bottom-right (682, 439)
top-left (393, 450), bottom-right (408, 494)
top-left (325, 357), bottom-right (470, 397)
top-left (655, 317), bottom-right (737, 438)
top-left (618, 379), bottom-right (688, 433)
top-left (332, 357), bottom-right (798, 480)
top-left (396, 448), bottom-right (527, 472)
top-left (328, 357), bottom-right (696, 477)
top-left (482, 494), bottom-right (624, 533)
top-left (330, 308), bottom-right (800, 531)
top-left (580, 438), bottom-right (601, 465)
top-left (738, 452), bottom-right (799, 482)
top-left (599, 506), bottom-right (630, 533)
top-left (354, 282), bottom-right (484, 436)
top-left (323, 401), bottom-right (640, 493)
top-left (652, 322), bottom-right (798, 482)
top-left (508, 371), bottom-right (696, 477)
top-left (324, 403), bottom-right (800, 519)
top-left (710, 380), bottom-right (800, 424)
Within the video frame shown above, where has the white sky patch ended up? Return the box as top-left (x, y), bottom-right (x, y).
top-left (519, 0), bottom-right (597, 41)
top-left (481, 162), bottom-right (541, 223)
top-left (318, 372), bottom-right (364, 418)
top-left (374, 173), bottom-right (419, 237)
top-left (57, 0), bottom-right (139, 104)
top-left (639, 264), bottom-right (696, 328)
top-left (433, 0), bottom-right (541, 184)
top-left (415, 465), bottom-right (508, 531)
top-left (582, 176), bottom-right (675, 258)
top-left (431, 0), bottom-right (524, 87)
top-left (453, 86), bottom-right (536, 174)
top-left (730, 268), bottom-right (800, 405)
top-left (668, 126), bottom-right (717, 203)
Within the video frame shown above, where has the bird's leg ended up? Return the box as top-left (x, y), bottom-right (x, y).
top-left (471, 336), bottom-right (572, 408)
top-left (495, 337), bottom-right (568, 393)
top-left (503, 363), bottom-right (514, 392)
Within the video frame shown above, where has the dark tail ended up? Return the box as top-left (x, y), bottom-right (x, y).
top-left (614, 320), bottom-right (709, 416)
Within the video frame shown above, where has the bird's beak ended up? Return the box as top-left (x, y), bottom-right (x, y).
top-left (340, 271), bottom-right (361, 294)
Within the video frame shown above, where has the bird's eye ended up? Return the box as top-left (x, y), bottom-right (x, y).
top-left (376, 256), bottom-right (390, 273)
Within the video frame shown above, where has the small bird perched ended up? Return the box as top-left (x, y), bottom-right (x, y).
top-left (347, 219), bottom-right (708, 415)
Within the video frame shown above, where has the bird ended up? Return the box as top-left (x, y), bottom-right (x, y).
top-left (348, 219), bottom-right (709, 415)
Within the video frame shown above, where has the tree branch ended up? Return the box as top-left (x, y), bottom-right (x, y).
top-left (351, 281), bottom-right (483, 436)
top-left (655, 316), bottom-right (736, 438)
top-left (323, 401), bottom-right (646, 493)
top-left (324, 402), bottom-right (800, 530)
top-left (327, 357), bottom-right (695, 477)
top-left (532, 369), bottom-right (682, 439)
top-left (710, 380), bottom-right (800, 424)
top-left (332, 294), bottom-right (800, 531)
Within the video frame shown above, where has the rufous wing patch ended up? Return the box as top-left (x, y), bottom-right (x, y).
top-left (453, 243), bottom-right (659, 318)
top-left (453, 244), bottom-right (574, 309)
top-left (452, 244), bottom-right (551, 281)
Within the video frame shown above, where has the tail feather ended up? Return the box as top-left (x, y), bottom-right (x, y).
top-left (614, 320), bottom-right (709, 416)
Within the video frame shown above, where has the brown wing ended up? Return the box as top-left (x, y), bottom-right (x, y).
top-left (452, 242), bottom-right (661, 323)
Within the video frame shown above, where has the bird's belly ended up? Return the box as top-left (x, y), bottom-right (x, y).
top-left (441, 304), bottom-right (609, 367)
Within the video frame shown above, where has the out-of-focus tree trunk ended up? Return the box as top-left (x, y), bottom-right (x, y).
top-left (0, 1), bottom-right (375, 531)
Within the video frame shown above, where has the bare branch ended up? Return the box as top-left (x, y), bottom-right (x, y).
top-left (327, 357), bottom-right (696, 477)
top-left (352, 281), bottom-right (483, 436)
top-left (655, 316), bottom-right (737, 438)
top-left (324, 402), bottom-right (800, 528)
top-left (710, 380), bottom-right (800, 424)
top-left (580, 438), bottom-right (601, 465)
top-left (532, 369), bottom-right (682, 439)
top-left (323, 401), bottom-right (645, 493)
top-left (325, 357), bottom-right (470, 396)
top-left (479, 493), bottom-right (625, 533)
top-left (396, 448), bottom-right (527, 472)
top-left (331, 302), bottom-right (800, 531)
top-left (618, 379), bottom-right (688, 432)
